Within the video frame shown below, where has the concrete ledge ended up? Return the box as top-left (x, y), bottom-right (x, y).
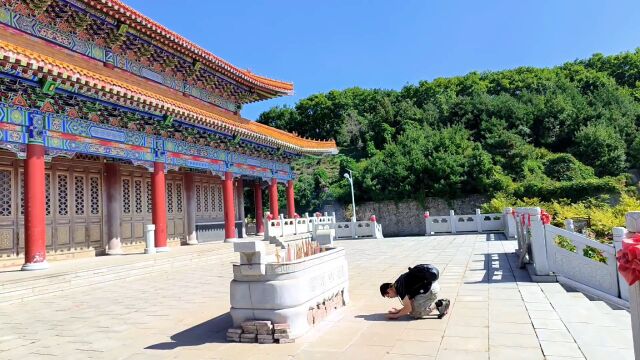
top-left (121, 238), bottom-right (182, 254)
top-left (0, 247), bottom-right (96, 268)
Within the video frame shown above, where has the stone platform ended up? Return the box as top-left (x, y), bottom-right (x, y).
top-left (0, 234), bottom-right (634, 359)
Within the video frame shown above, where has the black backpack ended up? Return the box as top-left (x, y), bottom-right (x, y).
top-left (407, 264), bottom-right (439, 282)
top-left (404, 264), bottom-right (439, 298)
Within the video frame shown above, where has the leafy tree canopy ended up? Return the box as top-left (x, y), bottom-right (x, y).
top-left (256, 49), bottom-right (640, 213)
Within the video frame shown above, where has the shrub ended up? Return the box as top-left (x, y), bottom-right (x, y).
top-left (543, 153), bottom-right (595, 181)
top-left (570, 123), bottom-right (627, 177)
top-left (514, 177), bottom-right (622, 202)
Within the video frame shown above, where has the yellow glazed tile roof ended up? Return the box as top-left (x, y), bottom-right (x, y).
top-left (80, 0), bottom-right (294, 95)
top-left (0, 33), bottom-right (337, 154)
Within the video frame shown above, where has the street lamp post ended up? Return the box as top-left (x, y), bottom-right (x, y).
top-left (344, 170), bottom-right (356, 223)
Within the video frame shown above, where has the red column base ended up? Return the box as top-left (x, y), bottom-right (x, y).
top-left (22, 259), bottom-right (49, 271)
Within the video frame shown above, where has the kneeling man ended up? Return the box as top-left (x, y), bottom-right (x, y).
top-left (380, 264), bottom-right (450, 319)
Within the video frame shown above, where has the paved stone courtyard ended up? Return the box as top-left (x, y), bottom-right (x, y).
top-left (0, 234), bottom-right (635, 359)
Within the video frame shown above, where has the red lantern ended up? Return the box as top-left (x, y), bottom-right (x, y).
top-left (370, 215), bottom-right (377, 222)
top-left (540, 210), bottom-right (552, 225)
top-left (423, 212), bottom-right (430, 219)
top-left (617, 234), bottom-right (640, 286)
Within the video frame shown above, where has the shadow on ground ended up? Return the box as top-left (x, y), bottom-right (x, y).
top-left (355, 313), bottom-right (437, 321)
top-left (146, 312), bottom-right (233, 350)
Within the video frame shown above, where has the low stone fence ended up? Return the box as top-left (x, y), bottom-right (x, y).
top-left (334, 220), bottom-right (383, 240)
top-left (263, 213), bottom-right (383, 242)
top-left (425, 208), bottom-right (515, 238)
top-left (264, 213), bottom-right (334, 239)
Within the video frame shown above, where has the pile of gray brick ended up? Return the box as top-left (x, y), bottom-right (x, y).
top-left (226, 321), bottom-right (293, 344)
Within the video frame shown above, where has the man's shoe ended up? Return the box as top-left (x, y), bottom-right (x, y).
top-left (436, 299), bottom-right (450, 319)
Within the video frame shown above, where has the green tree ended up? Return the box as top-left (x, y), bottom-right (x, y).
top-left (571, 123), bottom-right (627, 177)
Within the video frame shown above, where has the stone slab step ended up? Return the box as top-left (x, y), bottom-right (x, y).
top-left (592, 300), bottom-right (629, 313)
top-left (0, 242), bottom-right (238, 304)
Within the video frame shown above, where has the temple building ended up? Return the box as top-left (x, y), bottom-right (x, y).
top-left (0, 0), bottom-right (337, 270)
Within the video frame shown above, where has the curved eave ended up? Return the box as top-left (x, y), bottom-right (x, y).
top-left (79, 0), bottom-right (294, 96)
top-left (0, 38), bottom-right (336, 156)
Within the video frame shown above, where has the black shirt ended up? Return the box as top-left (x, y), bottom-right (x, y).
top-left (393, 271), bottom-right (432, 300)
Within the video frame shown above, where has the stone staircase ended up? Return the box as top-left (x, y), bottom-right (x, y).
top-left (535, 282), bottom-right (634, 358)
top-left (0, 242), bottom-right (240, 305)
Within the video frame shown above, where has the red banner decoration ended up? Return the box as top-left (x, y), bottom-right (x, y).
top-left (511, 209), bottom-right (516, 218)
top-left (617, 233), bottom-right (640, 286)
top-left (540, 210), bottom-right (552, 225)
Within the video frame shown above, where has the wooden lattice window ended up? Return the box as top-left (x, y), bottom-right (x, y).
top-left (57, 174), bottom-right (69, 216)
top-left (166, 182), bottom-right (174, 214)
top-left (176, 182), bottom-right (183, 214)
top-left (145, 180), bottom-right (152, 214)
top-left (195, 184), bottom-right (201, 213)
top-left (0, 169), bottom-right (12, 217)
top-left (45, 173), bottom-right (51, 216)
top-left (134, 179), bottom-right (143, 214)
top-left (89, 175), bottom-right (101, 215)
top-left (215, 185), bottom-right (223, 213)
top-left (74, 175), bottom-right (85, 216)
top-left (203, 184), bottom-right (209, 213)
top-left (122, 178), bottom-right (131, 215)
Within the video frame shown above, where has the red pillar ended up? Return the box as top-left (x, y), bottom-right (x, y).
top-left (22, 143), bottom-right (48, 270)
top-left (287, 180), bottom-right (295, 218)
top-left (269, 178), bottom-right (279, 218)
top-left (254, 180), bottom-right (264, 235)
top-left (152, 162), bottom-right (168, 251)
top-left (223, 172), bottom-right (236, 241)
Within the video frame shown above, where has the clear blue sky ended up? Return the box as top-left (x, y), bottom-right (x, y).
top-left (124, 0), bottom-right (640, 121)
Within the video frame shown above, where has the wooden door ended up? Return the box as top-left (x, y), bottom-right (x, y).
top-left (166, 175), bottom-right (185, 242)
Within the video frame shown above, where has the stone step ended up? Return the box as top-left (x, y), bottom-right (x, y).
top-left (1, 243), bottom-right (233, 289)
top-left (0, 242), bottom-right (238, 304)
top-left (592, 299), bottom-right (629, 313)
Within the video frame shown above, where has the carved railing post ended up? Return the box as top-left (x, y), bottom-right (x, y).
top-left (564, 219), bottom-right (575, 232)
top-left (620, 212), bottom-right (640, 358)
top-left (424, 211), bottom-right (431, 236)
top-left (449, 210), bottom-right (456, 234)
top-left (475, 209), bottom-right (483, 233)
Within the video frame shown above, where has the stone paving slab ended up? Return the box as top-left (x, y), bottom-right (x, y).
top-left (0, 234), bottom-right (635, 359)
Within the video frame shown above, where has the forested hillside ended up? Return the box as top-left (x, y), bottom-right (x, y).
top-left (258, 50), bottom-right (640, 213)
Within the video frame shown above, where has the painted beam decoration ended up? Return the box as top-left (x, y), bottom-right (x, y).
top-left (0, 0), bottom-right (337, 168)
top-left (0, 5), bottom-right (239, 112)
top-left (0, 104), bottom-right (293, 180)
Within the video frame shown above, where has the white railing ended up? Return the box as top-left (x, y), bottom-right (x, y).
top-left (264, 213), bottom-right (330, 239)
top-left (425, 209), bottom-right (509, 236)
top-left (545, 224), bottom-right (619, 298)
top-left (263, 212), bottom-right (382, 240)
top-left (515, 206), bottom-right (629, 308)
top-left (333, 220), bottom-right (383, 239)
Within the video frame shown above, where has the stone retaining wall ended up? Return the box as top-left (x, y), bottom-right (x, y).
top-left (322, 195), bottom-right (488, 237)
